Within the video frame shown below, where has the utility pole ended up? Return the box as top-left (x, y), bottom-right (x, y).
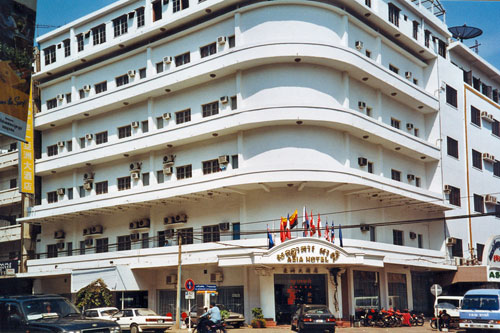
top-left (174, 231), bottom-right (182, 329)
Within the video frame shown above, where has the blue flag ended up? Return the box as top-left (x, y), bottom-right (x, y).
top-left (339, 224), bottom-right (344, 248)
top-left (267, 226), bottom-right (275, 249)
top-left (331, 221), bottom-right (335, 244)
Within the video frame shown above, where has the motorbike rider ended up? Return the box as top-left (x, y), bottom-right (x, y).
top-left (438, 309), bottom-right (451, 331)
top-left (199, 302), bottom-right (221, 331)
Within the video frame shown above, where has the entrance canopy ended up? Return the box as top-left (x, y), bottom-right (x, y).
top-left (71, 265), bottom-right (139, 293)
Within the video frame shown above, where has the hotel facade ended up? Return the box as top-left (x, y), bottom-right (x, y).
top-left (16, 0), bottom-right (500, 323)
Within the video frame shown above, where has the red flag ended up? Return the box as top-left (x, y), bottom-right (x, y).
top-left (310, 210), bottom-right (316, 236)
top-left (290, 210), bottom-right (298, 229)
top-left (280, 218), bottom-right (286, 242)
top-left (325, 221), bottom-right (330, 242)
top-left (317, 213), bottom-right (322, 237)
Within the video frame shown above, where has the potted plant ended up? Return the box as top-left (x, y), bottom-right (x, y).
top-left (251, 307), bottom-right (266, 328)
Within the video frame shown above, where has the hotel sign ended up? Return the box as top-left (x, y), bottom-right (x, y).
top-left (276, 245), bottom-right (340, 264)
top-left (483, 235), bottom-right (500, 268)
top-left (0, 260), bottom-right (18, 276)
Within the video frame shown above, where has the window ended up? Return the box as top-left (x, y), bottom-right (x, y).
top-left (44, 45), bottom-right (56, 65)
top-left (390, 118), bottom-right (400, 129)
top-left (116, 74), bottom-right (129, 87)
top-left (158, 230), bottom-right (171, 247)
top-left (79, 186), bottom-right (85, 198)
top-left (367, 162), bottom-right (374, 174)
top-left (389, 64), bottom-right (399, 74)
top-left (446, 85), bottom-right (458, 107)
top-left (228, 35), bottom-right (235, 48)
top-left (474, 194), bottom-right (484, 213)
top-left (95, 81), bottom-right (107, 94)
top-left (47, 244), bottom-right (58, 258)
top-left (47, 98), bottom-right (57, 110)
top-left (63, 39), bottom-right (70, 57)
top-left (139, 67), bottom-right (146, 79)
top-left (113, 15), bottom-right (128, 37)
top-left (80, 137), bottom-right (85, 149)
top-left (67, 242), bottom-right (73, 256)
top-left (203, 159), bottom-right (220, 175)
top-left (141, 233), bottom-right (149, 248)
top-left (141, 120), bottom-right (149, 133)
top-left (142, 173), bottom-right (150, 186)
top-left (117, 235), bottom-right (131, 251)
top-left (200, 42), bottom-right (216, 58)
top-left (157, 170), bottom-right (164, 184)
top-left (152, 0), bottom-right (162, 21)
top-left (92, 24), bottom-right (106, 45)
top-left (179, 228), bottom-right (193, 245)
top-left (438, 39), bottom-right (446, 58)
top-left (118, 125), bottom-right (132, 139)
top-left (156, 116), bottom-right (163, 129)
top-left (156, 62), bottom-right (163, 73)
top-left (451, 238), bottom-right (463, 258)
top-left (369, 226), bottom-right (376, 242)
top-left (47, 144), bottom-right (58, 157)
top-left (449, 186), bottom-right (461, 206)
top-left (65, 93), bottom-right (71, 103)
top-left (203, 225), bottom-right (220, 243)
top-left (493, 120), bottom-right (500, 137)
top-left (365, 0), bottom-right (371, 7)
top-left (9, 178), bottom-right (16, 189)
top-left (472, 149), bottom-right (482, 170)
top-left (230, 96), bottom-right (237, 110)
top-left (47, 191), bottom-right (58, 203)
top-left (477, 243), bottom-right (485, 262)
top-left (79, 241), bottom-right (86, 255)
top-left (202, 101), bottom-right (219, 117)
top-left (232, 155), bottom-right (239, 169)
top-left (96, 131), bottom-right (108, 145)
top-left (391, 169), bottom-right (401, 182)
top-left (77, 34), bottom-right (84, 52)
top-left (79, 89), bottom-right (85, 99)
top-left (96, 238), bottom-right (108, 253)
top-left (67, 188), bottom-right (73, 200)
top-left (136, 7), bottom-right (145, 27)
top-left (233, 223), bottom-right (240, 240)
top-left (415, 177), bottom-right (421, 188)
top-left (365, 50), bottom-right (371, 58)
top-left (494, 160), bottom-right (500, 177)
top-left (175, 52), bottom-right (190, 66)
top-left (96, 181), bottom-right (108, 195)
top-left (496, 204), bottom-right (500, 219)
top-left (447, 137), bottom-right (459, 158)
top-left (175, 109), bottom-right (191, 124)
top-left (172, 0), bottom-right (189, 13)
top-left (413, 78), bottom-right (419, 85)
top-left (388, 3), bottom-right (400, 27)
top-left (414, 128), bottom-right (419, 137)
top-left (412, 21), bottom-right (419, 40)
top-left (393, 229), bottom-right (403, 246)
top-left (473, 77), bottom-right (481, 90)
top-left (471, 106), bottom-right (481, 126)
top-left (418, 234), bottom-right (423, 248)
top-left (176, 165), bottom-right (192, 179)
top-left (388, 273), bottom-right (408, 310)
top-left (424, 30), bottom-right (430, 48)
top-left (118, 176), bottom-right (131, 191)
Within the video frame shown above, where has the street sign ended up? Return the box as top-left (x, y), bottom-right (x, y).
top-left (194, 284), bottom-right (217, 291)
top-left (430, 284), bottom-right (442, 296)
top-left (185, 291), bottom-right (195, 299)
top-left (185, 279), bottom-right (195, 291)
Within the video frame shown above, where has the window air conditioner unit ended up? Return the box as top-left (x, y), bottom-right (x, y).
top-left (164, 216), bottom-right (173, 225)
top-left (83, 182), bottom-right (92, 191)
top-left (220, 96), bottom-right (229, 104)
top-left (91, 225), bottom-right (103, 235)
top-left (130, 162), bottom-right (142, 171)
top-left (210, 272), bottom-right (223, 282)
top-left (56, 94), bottom-right (64, 101)
top-left (85, 238), bottom-right (94, 247)
top-left (409, 232), bottom-right (416, 239)
top-left (162, 112), bottom-right (171, 120)
top-left (138, 219), bottom-right (150, 228)
top-left (446, 237), bottom-right (457, 246)
top-left (406, 123), bottom-right (414, 130)
top-left (129, 221), bottom-right (138, 230)
top-left (358, 101), bottom-right (366, 110)
top-left (407, 174), bottom-right (415, 181)
top-left (83, 85), bottom-right (91, 92)
top-left (443, 185), bottom-right (451, 194)
top-left (482, 153), bottom-right (495, 162)
top-left (57, 242), bottom-right (65, 250)
top-left (480, 111), bottom-right (490, 120)
top-left (83, 228), bottom-right (91, 236)
top-left (163, 166), bottom-right (173, 175)
top-left (487, 114), bottom-right (495, 122)
top-left (131, 121), bottom-right (139, 128)
top-left (54, 230), bottom-right (65, 239)
top-left (175, 214), bottom-right (187, 223)
top-left (219, 222), bottom-right (230, 231)
top-left (355, 41), bottom-right (363, 50)
top-left (130, 233), bottom-right (140, 241)
top-left (405, 71), bottom-right (412, 79)
top-left (360, 224), bottom-right (369, 232)
top-left (217, 36), bottom-right (226, 44)
top-left (163, 56), bottom-right (172, 64)
top-left (131, 171), bottom-right (140, 180)
top-left (57, 141), bottom-right (65, 147)
top-left (166, 274), bottom-right (177, 284)
top-left (128, 70), bottom-right (136, 77)
top-left (85, 133), bottom-right (93, 140)
top-left (485, 194), bottom-right (498, 205)
top-left (218, 155), bottom-right (229, 164)
top-left (163, 155), bottom-right (175, 166)
top-left (57, 188), bottom-right (65, 196)
top-left (358, 157), bottom-right (368, 166)
top-left (83, 173), bottom-right (94, 182)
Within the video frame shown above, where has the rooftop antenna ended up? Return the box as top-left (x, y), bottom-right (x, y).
top-left (470, 40), bottom-right (481, 54)
top-left (448, 24), bottom-right (483, 42)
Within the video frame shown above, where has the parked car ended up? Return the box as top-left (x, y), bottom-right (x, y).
top-left (84, 307), bottom-right (120, 320)
top-left (0, 294), bottom-right (121, 333)
top-left (291, 304), bottom-right (336, 332)
top-left (185, 304), bottom-right (245, 328)
top-left (113, 308), bottom-right (173, 333)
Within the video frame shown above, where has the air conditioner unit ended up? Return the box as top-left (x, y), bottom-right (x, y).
top-left (220, 96), bottom-right (229, 104)
top-left (129, 221), bottom-right (138, 229)
top-left (358, 101), bottom-right (366, 110)
top-left (482, 153), bottom-right (495, 162)
top-left (56, 94), bottom-right (64, 101)
top-left (163, 56), bottom-right (172, 64)
top-left (166, 274), bottom-right (177, 284)
top-left (407, 174), bottom-right (415, 181)
top-left (128, 70), bottom-right (136, 77)
top-left (358, 157), bottom-right (368, 166)
top-left (162, 112), bottom-right (171, 120)
top-left (219, 222), bottom-right (230, 231)
top-left (355, 41), bottom-right (363, 50)
top-left (83, 182), bottom-right (92, 191)
top-left (83, 173), bottom-right (94, 182)
top-left (138, 219), bottom-right (150, 228)
top-left (218, 155), bottom-right (229, 164)
top-left (217, 36), bottom-right (226, 44)
top-left (446, 237), bottom-right (457, 246)
top-left (405, 71), bottom-right (412, 79)
top-left (485, 194), bottom-right (498, 205)
top-left (130, 233), bottom-right (140, 241)
top-left (409, 232), bottom-right (416, 239)
top-left (91, 225), bottom-right (103, 235)
top-left (83, 228), bottom-right (91, 236)
top-left (84, 238), bottom-right (94, 246)
top-left (406, 123), bottom-right (414, 130)
top-left (57, 141), bottom-right (65, 147)
top-left (130, 162), bottom-right (142, 171)
top-left (163, 166), bottom-right (173, 175)
top-left (131, 121), bottom-right (139, 128)
top-left (165, 229), bottom-right (174, 239)
top-left (481, 111), bottom-right (490, 119)
top-left (85, 133), bottom-right (93, 140)
top-left (487, 114), bottom-right (495, 122)
top-left (175, 214), bottom-right (187, 223)
top-left (443, 185), bottom-right (452, 194)
top-left (164, 216), bottom-right (173, 225)
top-left (83, 85), bottom-right (91, 92)
top-left (360, 224), bottom-right (369, 232)
top-left (131, 171), bottom-right (140, 180)
top-left (210, 272), bottom-right (223, 282)
top-left (57, 188), bottom-right (65, 196)
top-left (57, 242), bottom-right (65, 250)
top-left (163, 155), bottom-right (175, 166)
top-left (54, 230), bottom-right (65, 239)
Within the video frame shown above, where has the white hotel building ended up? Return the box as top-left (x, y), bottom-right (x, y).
top-left (18, 0), bottom-right (500, 323)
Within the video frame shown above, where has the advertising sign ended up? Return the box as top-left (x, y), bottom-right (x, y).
top-left (0, 0), bottom-right (37, 142)
top-left (19, 82), bottom-right (34, 193)
top-left (483, 235), bottom-right (500, 268)
top-left (0, 260), bottom-right (18, 276)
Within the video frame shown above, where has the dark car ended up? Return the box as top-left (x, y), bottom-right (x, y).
top-left (0, 294), bottom-right (121, 333)
top-left (291, 304), bottom-right (336, 332)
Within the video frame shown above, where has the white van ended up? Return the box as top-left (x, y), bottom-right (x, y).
top-left (435, 296), bottom-right (463, 318)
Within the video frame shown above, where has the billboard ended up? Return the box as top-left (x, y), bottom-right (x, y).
top-left (0, 0), bottom-right (37, 142)
top-left (18, 82), bottom-right (34, 194)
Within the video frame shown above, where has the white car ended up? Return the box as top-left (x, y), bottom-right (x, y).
top-left (84, 307), bottom-right (120, 321)
top-left (113, 308), bottom-right (173, 333)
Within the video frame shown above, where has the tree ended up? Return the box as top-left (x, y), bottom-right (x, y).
top-left (75, 278), bottom-right (113, 310)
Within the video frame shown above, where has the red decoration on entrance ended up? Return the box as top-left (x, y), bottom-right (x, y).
top-left (181, 312), bottom-right (187, 319)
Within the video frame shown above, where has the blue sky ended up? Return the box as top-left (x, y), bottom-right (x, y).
top-left (35, 0), bottom-right (500, 69)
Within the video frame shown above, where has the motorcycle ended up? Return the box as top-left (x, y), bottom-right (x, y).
top-left (193, 316), bottom-right (227, 333)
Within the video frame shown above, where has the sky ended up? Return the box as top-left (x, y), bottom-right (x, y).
top-left (35, 0), bottom-right (500, 69)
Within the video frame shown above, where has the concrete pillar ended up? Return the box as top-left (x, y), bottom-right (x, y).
top-left (234, 12), bottom-right (241, 44)
top-left (342, 72), bottom-right (349, 108)
top-left (146, 47), bottom-right (153, 78)
top-left (236, 71), bottom-right (242, 109)
top-left (375, 36), bottom-right (382, 65)
top-left (376, 89), bottom-right (382, 122)
top-left (259, 273), bottom-right (275, 320)
top-left (341, 15), bottom-right (348, 47)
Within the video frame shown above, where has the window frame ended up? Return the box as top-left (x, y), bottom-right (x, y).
top-left (474, 194), bottom-right (484, 213)
top-left (175, 52), bottom-right (190, 67)
top-left (200, 42), bottom-right (217, 58)
top-left (63, 39), bottom-right (71, 57)
top-left (202, 159), bottom-right (220, 175)
top-left (92, 24), bottom-right (106, 45)
top-left (118, 125), bottom-right (132, 139)
top-left (449, 186), bottom-right (461, 207)
top-left (175, 109), bottom-right (191, 124)
top-left (44, 45), bottom-right (56, 65)
top-left (116, 74), bottom-right (129, 87)
top-left (113, 15), bottom-right (128, 37)
top-left (117, 176), bottom-right (131, 191)
top-left (203, 225), bottom-right (220, 243)
top-left (176, 165), bottom-right (192, 180)
top-left (95, 181), bottom-right (108, 195)
top-left (471, 106), bottom-right (481, 126)
top-left (391, 169), bottom-right (401, 182)
top-left (47, 191), bottom-right (58, 203)
top-left (136, 7), bottom-right (145, 27)
top-left (393, 229), bottom-right (403, 246)
top-left (388, 3), bottom-right (400, 27)
top-left (472, 149), bottom-right (482, 170)
top-left (95, 81), bottom-right (107, 94)
top-left (95, 131), bottom-right (108, 145)
top-left (202, 101), bottom-right (219, 118)
top-left (447, 136), bottom-right (459, 159)
top-left (446, 84), bottom-right (458, 108)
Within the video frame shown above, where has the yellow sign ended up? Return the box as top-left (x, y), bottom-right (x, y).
top-left (19, 83), bottom-right (34, 194)
top-left (276, 245), bottom-right (340, 264)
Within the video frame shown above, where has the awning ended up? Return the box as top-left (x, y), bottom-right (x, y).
top-left (71, 266), bottom-right (140, 293)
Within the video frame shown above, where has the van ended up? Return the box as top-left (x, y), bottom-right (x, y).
top-left (435, 296), bottom-right (463, 318)
top-left (460, 289), bottom-right (500, 332)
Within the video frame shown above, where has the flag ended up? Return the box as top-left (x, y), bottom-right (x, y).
top-left (280, 218), bottom-right (286, 242)
top-left (339, 224), bottom-right (344, 247)
top-left (317, 213), bottom-right (322, 238)
top-left (303, 208), bottom-right (309, 237)
top-left (290, 209), bottom-right (298, 229)
top-left (310, 210), bottom-right (316, 236)
top-left (331, 221), bottom-right (335, 244)
top-left (267, 225), bottom-right (274, 249)
top-left (286, 214), bottom-right (292, 240)
top-left (325, 221), bottom-right (330, 242)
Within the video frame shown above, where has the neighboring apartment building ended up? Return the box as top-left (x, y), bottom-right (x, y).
top-left (16, 0), bottom-right (499, 321)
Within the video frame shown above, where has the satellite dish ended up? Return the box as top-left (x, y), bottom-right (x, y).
top-left (449, 24), bottom-right (483, 42)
